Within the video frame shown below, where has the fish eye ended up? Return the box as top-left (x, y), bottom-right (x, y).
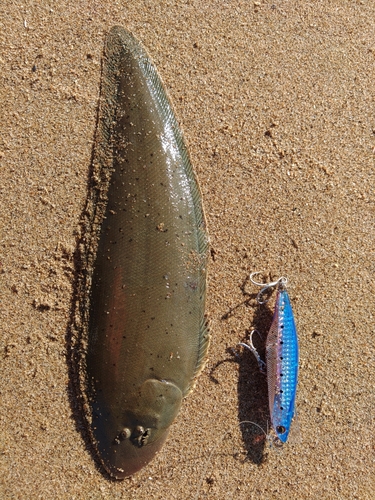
top-left (276, 425), bottom-right (286, 434)
top-left (135, 428), bottom-right (151, 447)
top-left (134, 425), bottom-right (145, 436)
top-left (120, 427), bottom-right (131, 439)
top-left (115, 425), bottom-right (152, 447)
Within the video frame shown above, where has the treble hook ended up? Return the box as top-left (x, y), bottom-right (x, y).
top-left (249, 272), bottom-right (288, 304)
top-left (239, 329), bottom-right (266, 373)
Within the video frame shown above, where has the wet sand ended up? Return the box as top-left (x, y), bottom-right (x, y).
top-left (1, 1), bottom-right (374, 498)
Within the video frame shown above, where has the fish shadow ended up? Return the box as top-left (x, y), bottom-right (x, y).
top-left (217, 275), bottom-right (274, 464)
top-left (63, 49), bottom-right (116, 481)
top-left (64, 182), bottom-right (115, 479)
top-left (65, 245), bottom-right (110, 479)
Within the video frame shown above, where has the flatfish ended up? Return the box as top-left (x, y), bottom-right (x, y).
top-left (76, 26), bottom-right (209, 479)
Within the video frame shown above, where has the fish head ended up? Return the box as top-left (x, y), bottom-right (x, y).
top-left (92, 378), bottom-right (183, 479)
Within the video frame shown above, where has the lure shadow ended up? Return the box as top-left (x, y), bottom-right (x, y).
top-left (219, 275), bottom-right (275, 464)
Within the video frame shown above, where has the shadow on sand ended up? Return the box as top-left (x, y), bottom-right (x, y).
top-left (211, 274), bottom-right (274, 465)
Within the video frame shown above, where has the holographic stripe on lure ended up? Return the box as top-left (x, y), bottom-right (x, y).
top-left (241, 273), bottom-right (299, 444)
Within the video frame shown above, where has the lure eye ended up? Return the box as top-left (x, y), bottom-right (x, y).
top-left (276, 425), bottom-right (286, 434)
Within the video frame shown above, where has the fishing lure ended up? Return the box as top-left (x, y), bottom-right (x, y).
top-left (240, 273), bottom-right (299, 444)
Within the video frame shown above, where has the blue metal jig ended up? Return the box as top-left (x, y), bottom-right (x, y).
top-left (241, 273), bottom-right (299, 444)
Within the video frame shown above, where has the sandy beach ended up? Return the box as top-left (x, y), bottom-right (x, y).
top-left (1, 1), bottom-right (374, 498)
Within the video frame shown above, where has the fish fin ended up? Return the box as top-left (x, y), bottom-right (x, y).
top-left (109, 27), bottom-right (209, 260)
top-left (140, 44), bottom-right (209, 259)
top-left (184, 317), bottom-right (210, 396)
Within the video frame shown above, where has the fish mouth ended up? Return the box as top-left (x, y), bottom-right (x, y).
top-left (89, 378), bottom-right (183, 479)
top-left (98, 428), bottom-right (170, 479)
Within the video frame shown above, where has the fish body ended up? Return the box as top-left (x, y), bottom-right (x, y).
top-left (82, 26), bottom-right (209, 478)
top-left (265, 288), bottom-right (298, 443)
